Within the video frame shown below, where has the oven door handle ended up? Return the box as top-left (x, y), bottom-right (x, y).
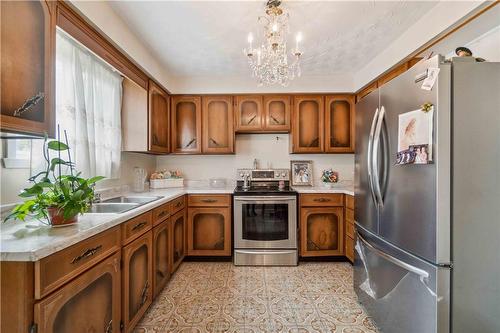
top-left (234, 196), bottom-right (297, 201)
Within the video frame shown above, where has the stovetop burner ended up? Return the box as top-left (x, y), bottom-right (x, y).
top-left (234, 168), bottom-right (296, 196)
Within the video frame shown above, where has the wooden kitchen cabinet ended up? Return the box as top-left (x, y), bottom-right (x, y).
top-left (1, 0), bottom-right (56, 137)
top-left (34, 252), bottom-right (121, 333)
top-left (263, 95), bottom-right (290, 132)
top-left (153, 219), bottom-right (171, 298)
top-left (122, 231), bottom-right (153, 332)
top-left (202, 95), bottom-right (234, 154)
top-left (345, 195), bottom-right (355, 263)
top-left (300, 207), bottom-right (344, 257)
top-left (291, 95), bottom-right (324, 153)
top-left (235, 95), bottom-right (263, 132)
top-left (188, 207), bottom-right (231, 256)
top-left (171, 95), bottom-right (202, 154)
top-left (325, 95), bottom-right (355, 153)
top-left (148, 80), bottom-right (170, 153)
top-left (170, 209), bottom-right (186, 273)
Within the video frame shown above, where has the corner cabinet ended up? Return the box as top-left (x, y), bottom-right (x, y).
top-left (325, 95), bottom-right (355, 153)
top-left (34, 253), bottom-right (121, 333)
top-left (202, 96), bottom-right (234, 154)
top-left (263, 95), bottom-right (290, 132)
top-left (291, 95), bottom-right (324, 153)
top-left (148, 80), bottom-right (170, 153)
top-left (235, 95), bottom-right (263, 132)
top-left (170, 209), bottom-right (186, 273)
top-left (122, 232), bottom-right (153, 332)
top-left (171, 96), bottom-right (202, 154)
top-left (0, 0), bottom-right (56, 136)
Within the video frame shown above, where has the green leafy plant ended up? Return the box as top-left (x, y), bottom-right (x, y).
top-left (4, 130), bottom-right (104, 224)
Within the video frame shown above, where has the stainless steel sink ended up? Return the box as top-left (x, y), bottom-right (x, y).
top-left (87, 203), bottom-right (139, 214)
top-left (103, 196), bottom-right (162, 204)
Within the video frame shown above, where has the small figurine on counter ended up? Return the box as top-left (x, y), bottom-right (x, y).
top-left (455, 46), bottom-right (486, 62)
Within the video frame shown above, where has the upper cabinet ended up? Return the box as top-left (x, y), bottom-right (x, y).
top-left (235, 95), bottom-right (263, 132)
top-left (325, 95), bottom-right (355, 153)
top-left (291, 95), bottom-right (324, 153)
top-left (202, 96), bottom-right (234, 154)
top-left (171, 96), bottom-right (202, 154)
top-left (263, 95), bottom-right (290, 132)
top-left (0, 0), bottom-right (56, 137)
top-left (148, 80), bottom-right (170, 154)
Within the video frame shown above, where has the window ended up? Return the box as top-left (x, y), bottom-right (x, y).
top-left (2, 139), bottom-right (31, 169)
top-left (53, 29), bottom-right (123, 179)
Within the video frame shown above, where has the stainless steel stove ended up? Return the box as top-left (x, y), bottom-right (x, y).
top-left (233, 169), bottom-right (298, 266)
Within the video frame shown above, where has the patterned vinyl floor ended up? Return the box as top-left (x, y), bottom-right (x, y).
top-left (134, 262), bottom-right (378, 333)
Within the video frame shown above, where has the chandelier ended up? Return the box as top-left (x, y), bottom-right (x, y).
top-left (243, 0), bottom-right (302, 87)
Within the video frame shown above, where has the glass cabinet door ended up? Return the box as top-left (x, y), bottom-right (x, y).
top-left (171, 96), bottom-right (201, 154)
top-left (148, 80), bottom-right (170, 153)
top-left (263, 95), bottom-right (290, 132)
top-left (170, 210), bottom-right (186, 273)
top-left (202, 96), bottom-right (234, 154)
top-left (325, 95), bottom-right (355, 153)
top-left (300, 207), bottom-right (344, 256)
top-left (122, 232), bottom-right (153, 332)
top-left (292, 96), bottom-right (324, 153)
top-left (235, 95), bottom-right (263, 132)
top-left (34, 253), bottom-right (121, 333)
top-left (153, 220), bottom-right (170, 298)
top-left (188, 207), bottom-right (231, 256)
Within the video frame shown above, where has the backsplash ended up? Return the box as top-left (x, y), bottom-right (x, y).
top-left (156, 134), bottom-right (355, 184)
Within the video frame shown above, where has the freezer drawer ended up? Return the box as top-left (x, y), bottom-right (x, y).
top-left (354, 226), bottom-right (450, 333)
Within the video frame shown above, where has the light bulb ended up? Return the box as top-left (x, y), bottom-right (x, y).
top-left (247, 33), bottom-right (254, 43)
top-left (272, 23), bottom-right (278, 32)
top-left (296, 32), bottom-right (302, 43)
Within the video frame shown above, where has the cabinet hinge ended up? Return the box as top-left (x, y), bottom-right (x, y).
top-left (29, 323), bottom-right (37, 333)
top-left (120, 320), bottom-right (124, 331)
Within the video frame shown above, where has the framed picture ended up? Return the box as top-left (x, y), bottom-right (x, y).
top-left (290, 160), bottom-right (313, 186)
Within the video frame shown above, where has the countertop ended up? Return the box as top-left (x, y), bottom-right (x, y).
top-left (0, 183), bottom-right (353, 262)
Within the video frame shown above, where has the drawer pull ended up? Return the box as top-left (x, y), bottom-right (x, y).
top-left (157, 211), bottom-right (168, 218)
top-left (70, 245), bottom-right (102, 264)
top-left (175, 201), bottom-right (183, 208)
top-left (201, 199), bottom-right (217, 203)
top-left (313, 198), bottom-right (331, 203)
top-left (139, 281), bottom-right (149, 307)
top-left (132, 221), bottom-right (147, 231)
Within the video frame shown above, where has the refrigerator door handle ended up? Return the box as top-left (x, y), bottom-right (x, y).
top-left (367, 107), bottom-right (380, 206)
top-left (372, 106), bottom-right (385, 207)
top-left (357, 233), bottom-right (430, 281)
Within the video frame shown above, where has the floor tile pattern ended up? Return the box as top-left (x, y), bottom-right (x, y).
top-left (135, 262), bottom-right (378, 333)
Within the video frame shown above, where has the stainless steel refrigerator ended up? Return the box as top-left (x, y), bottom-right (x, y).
top-left (354, 55), bottom-right (500, 333)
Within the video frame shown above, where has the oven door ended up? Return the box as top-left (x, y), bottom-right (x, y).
top-left (234, 196), bottom-right (297, 249)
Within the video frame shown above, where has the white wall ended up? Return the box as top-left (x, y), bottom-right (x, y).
top-left (156, 134), bottom-right (354, 184)
top-left (450, 26), bottom-right (500, 61)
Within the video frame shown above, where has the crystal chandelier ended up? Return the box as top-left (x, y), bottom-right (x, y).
top-left (243, 0), bottom-right (302, 87)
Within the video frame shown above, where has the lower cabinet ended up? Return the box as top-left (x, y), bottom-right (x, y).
top-left (187, 207), bottom-right (231, 256)
top-left (300, 206), bottom-right (344, 257)
top-left (170, 209), bottom-right (186, 273)
top-left (122, 231), bottom-right (153, 333)
top-left (345, 195), bottom-right (355, 263)
top-left (34, 252), bottom-right (121, 333)
top-left (152, 219), bottom-right (171, 298)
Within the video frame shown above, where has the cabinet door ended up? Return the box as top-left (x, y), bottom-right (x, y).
top-left (171, 96), bottom-right (201, 154)
top-left (122, 232), bottom-right (153, 332)
top-left (34, 252), bottom-right (121, 333)
top-left (153, 220), bottom-right (170, 298)
top-left (235, 95), bottom-right (263, 132)
top-left (291, 96), bottom-right (324, 153)
top-left (263, 95), bottom-right (290, 132)
top-left (148, 80), bottom-right (170, 153)
top-left (170, 209), bottom-right (186, 273)
top-left (188, 207), bottom-right (231, 256)
top-left (1, 0), bottom-right (55, 137)
top-left (300, 207), bottom-right (344, 257)
top-left (202, 95), bottom-right (234, 154)
top-left (325, 95), bottom-right (355, 153)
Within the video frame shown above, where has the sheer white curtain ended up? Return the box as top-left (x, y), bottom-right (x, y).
top-left (54, 30), bottom-right (123, 179)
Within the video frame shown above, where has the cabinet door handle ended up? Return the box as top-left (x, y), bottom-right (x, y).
top-left (139, 281), bottom-right (149, 307)
top-left (209, 138), bottom-right (220, 147)
top-left (185, 138), bottom-right (196, 148)
top-left (152, 134), bottom-right (159, 145)
top-left (309, 137), bottom-right (319, 147)
top-left (201, 199), bottom-right (217, 203)
top-left (247, 114), bottom-right (257, 125)
top-left (70, 245), bottom-right (103, 264)
top-left (105, 319), bottom-right (112, 333)
top-left (313, 198), bottom-right (331, 203)
top-left (270, 114), bottom-right (280, 124)
top-left (13, 92), bottom-right (45, 117)
top-left (132, 221), bottom-right (147, 231)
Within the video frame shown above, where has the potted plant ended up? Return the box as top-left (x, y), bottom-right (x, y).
top-left (4, 132), bottom-right (104, 227)
top-left (321, 169), bottom-right (339, 188)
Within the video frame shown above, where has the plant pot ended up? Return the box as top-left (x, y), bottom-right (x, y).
top-left (47, 207), bottom-right (78, 227)
top-left (322, 182), bottom-right (337, 189)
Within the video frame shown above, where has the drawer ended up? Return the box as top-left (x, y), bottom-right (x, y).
top-left (345, 208), bottom-right (354, 223)
top-left (170, 195), bottom-right (185, 214)
top-left (346, 195), bottom-right (354, 210)
top-left (346, 236), bottom-right (354, 262)
top-left (152, 202), bottom-right (170, 226)
top-left (346, 220), bottom-right (355, 238)
top-left (122, 211), bottom-right (153, 245)
top-left (300, 194), bottom-right (343, 207)
top-left (188, 194), bottom-right (231, 207)
top-left (35, 227), bottom-right (120, 299)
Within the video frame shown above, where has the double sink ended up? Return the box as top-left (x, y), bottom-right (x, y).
top-left (88, 196), bottom-right (163, 214)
